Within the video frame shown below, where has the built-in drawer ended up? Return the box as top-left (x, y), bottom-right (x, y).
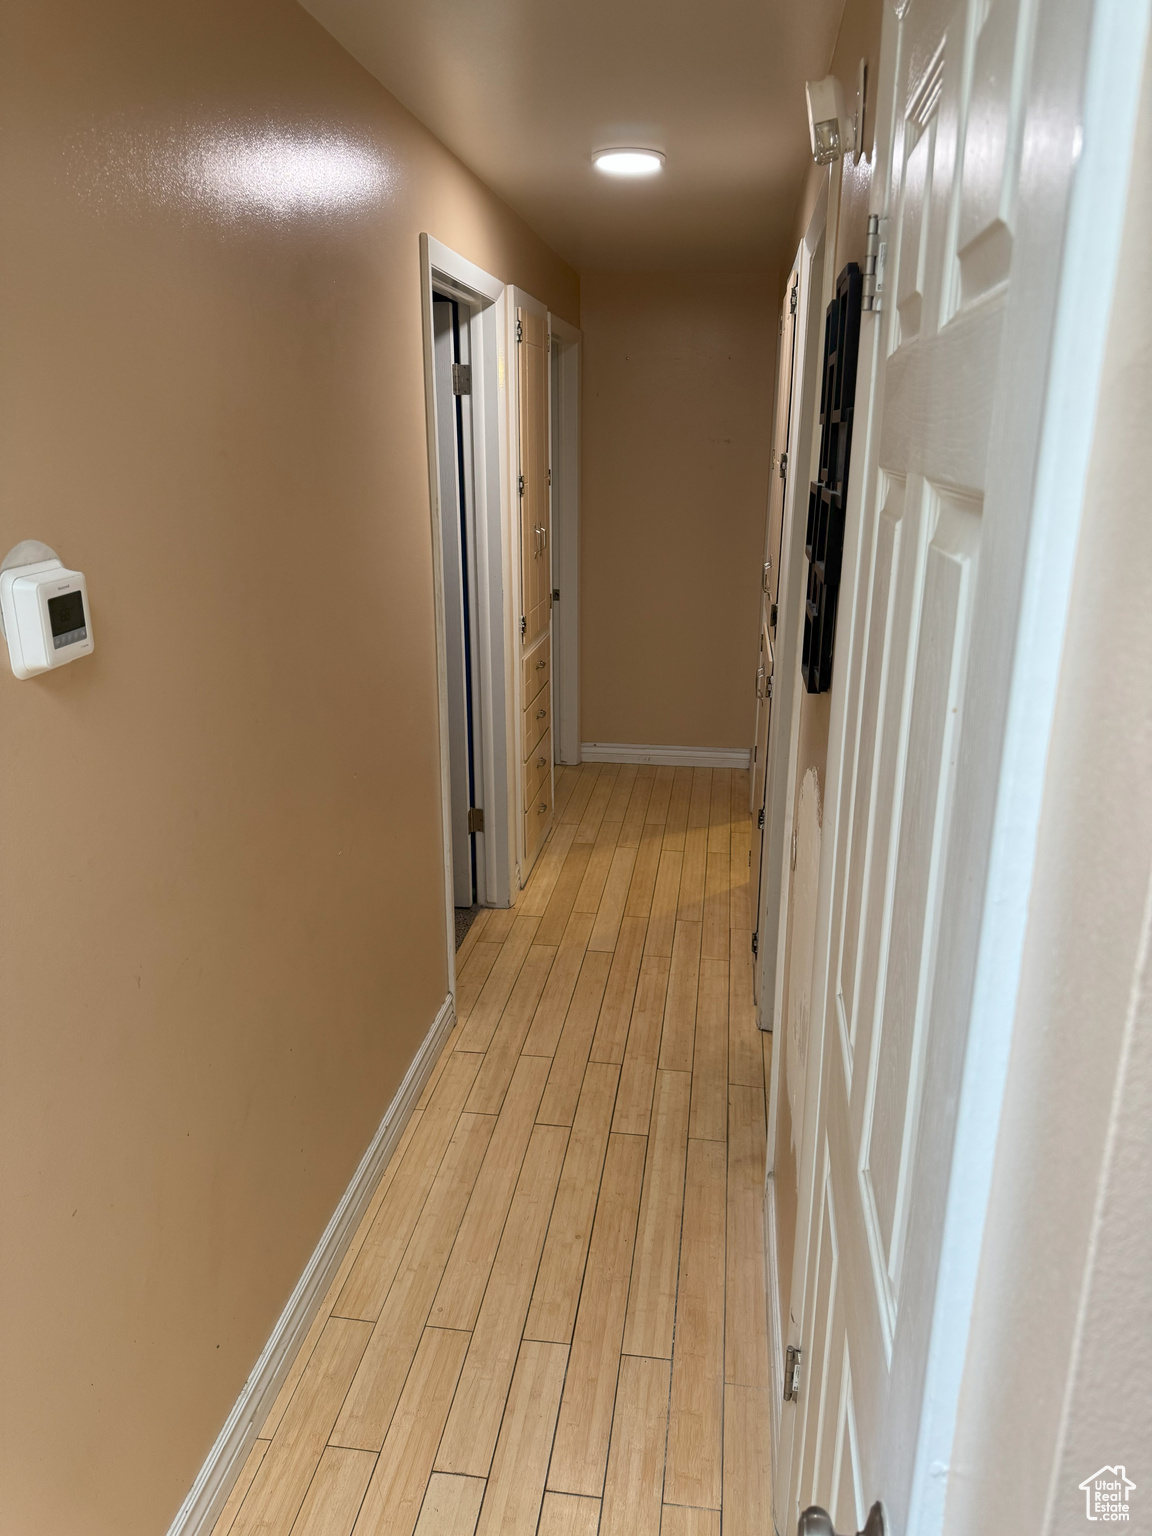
top-left (523, 774), bottom-right (554, 866)
top-left (522, 638), bottom-right (550, 708)
top-left (522, 682), bottom-right (550, 762)
top-left (526, 729), bottom-right (552, 806)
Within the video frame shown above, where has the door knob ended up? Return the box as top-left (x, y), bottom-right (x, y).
top-left (797, 1502), bottom-right (886, 1536)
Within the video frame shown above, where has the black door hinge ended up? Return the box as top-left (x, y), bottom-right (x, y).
top-left (467, 807), bottom-right (484, 834)
top-left (757, 807), bottom-right (765, 830)
top-left (779, 451), bottom-right (788, 479)
top-left (520, 615), bottom-right (527, 637)
top-left (516, 318), bottom-right (523, 342)
top-left (751, 931), bottom-right (759, 956)
top-left (770, 602), bottom-right (778, 628)
top-left (518, 474), bottom-right (524, 496)
top-left (552, 588), bottom-right (560, 602)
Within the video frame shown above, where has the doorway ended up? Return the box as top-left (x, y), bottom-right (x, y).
top-left (432, 292), bottom-right (481, 922)
top-left (420, 234), bottom-right (515, 993)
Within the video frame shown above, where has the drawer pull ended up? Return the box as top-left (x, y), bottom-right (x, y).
top-left (538, 802), bottom-right (548, 814)
top-left (536, 707), bottom-right (546, 720)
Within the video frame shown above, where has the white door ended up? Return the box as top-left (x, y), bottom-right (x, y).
top-left (783, 0), bottom-right (1129, 1527)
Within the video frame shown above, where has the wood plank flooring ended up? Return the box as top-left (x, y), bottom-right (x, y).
top-left (213, 763), bottom-right (772, 1536)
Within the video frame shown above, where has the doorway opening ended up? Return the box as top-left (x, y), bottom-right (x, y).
top-left (420, 234), bottom-right (514, 996)
top-left (432, 291), bottom-right (481, 927)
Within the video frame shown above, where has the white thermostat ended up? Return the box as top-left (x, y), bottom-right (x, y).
top-left (0, 544), bottom-right (94, 679)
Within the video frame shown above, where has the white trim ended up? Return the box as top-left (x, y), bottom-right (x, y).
top-left (420, 235), bottom-right (514, 923)
top-left (764, 1174), bottom-right (786, 1421)
top-left (761, 206), bottom-right (827, 1040)
top-left (548, 314), bottom-right (581, 766)
top-left (165, 994), bottom-right (455, 1536)
top-left (765, 193), bottom-right (829, 1536)
top-left (580, 742), bottom-right (751, 770)
top-left (507, 286), bottom-right (551, 885)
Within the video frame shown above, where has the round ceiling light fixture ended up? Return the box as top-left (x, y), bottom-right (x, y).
top-left (592, 148), bottom-right (665, 177)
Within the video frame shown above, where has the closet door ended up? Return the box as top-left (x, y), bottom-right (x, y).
top-left (517, 306), bottom-right (553, 872)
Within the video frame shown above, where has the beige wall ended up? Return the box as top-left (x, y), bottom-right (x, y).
top-left (580, 268), bottom-right (777, 751)
top-left (0, 3), bottom-right (575, 1532)
top-left (788, 0), bottom-right (885, 278)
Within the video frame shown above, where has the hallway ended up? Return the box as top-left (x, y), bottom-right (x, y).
top-left (212, 761), bottom-right (771, 1536)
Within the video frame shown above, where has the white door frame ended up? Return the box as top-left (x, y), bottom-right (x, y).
top-left (759, 194), bottom-right (829, 1042)
top-left (506, 285), bottom-right (551, 886)
top-left (548, 314), bottom-right (582, 765)
top-left (780, 0), bottom-right (1150, 1524)
top-left (420, 234), bottom-right (514, 995)
top-left (760, 193), bottom-right (828, 1491)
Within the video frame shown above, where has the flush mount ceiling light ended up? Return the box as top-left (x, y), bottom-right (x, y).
top-left (592, 148), bottom-right (665, 177)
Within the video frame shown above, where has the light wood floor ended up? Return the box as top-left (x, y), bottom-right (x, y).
top-left (213, 762), bottom-right (773, 1536)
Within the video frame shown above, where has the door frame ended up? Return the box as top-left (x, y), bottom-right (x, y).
top-left (420, 234), bottom-right (514, 996)
top-left (548, 314), bottom-right (582, 766)
top-left (761, 193), bottom-right (828, 1497)
top-left (780, 0), bottom-right (1150, 1522)
top-left (506, 285), bottom-right (551, 886)
top-left (758, 197), bottom-right (829, 1045)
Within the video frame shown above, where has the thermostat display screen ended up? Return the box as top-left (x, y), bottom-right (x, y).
top-left (47, 590), bottom-right (87, 648)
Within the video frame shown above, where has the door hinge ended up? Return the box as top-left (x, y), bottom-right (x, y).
top-left (518, 474), bottom-right (525, 496)
top-left (790, 280), bottom-right (798, 315)
top-left (770, 602), bottom-right (778, 628)
top-left (758, 807), bottom-right (765, 830)
top-left (520, 615), bottom-right (526, 637)
top-left (547, 466), bottom-right (552, 486)
top-left (863, 214), bottom-right (888, 311)
top-left (767, 675), bottom-right (774, 699)
top-left (751, 931), bottom-right (759, 956)
top-left (552, 588), bottom-right (560, 602)
top-left (779, 451), bottom-right (788, 479)
top-left (784, 1344), bottom-right (802, 1402)
top-left (516, 318), bottom-right (523, 342)
top-left (451, 362), bottom-right (472, 395)
top-left (467, 807), bottom-right (484, 834)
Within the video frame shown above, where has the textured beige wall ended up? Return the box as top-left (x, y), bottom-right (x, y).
top-left (0, 3), bottom-right (575, 1532)
top-left (788, 0), bottom-right (884, 280)
top-left (580, 269), bottom-right (777, 750)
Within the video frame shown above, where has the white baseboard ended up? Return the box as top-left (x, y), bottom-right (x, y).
top-left (166, 993), bottom-right (456, 1536)
top-left (580, 742), bottom-right (751, 770)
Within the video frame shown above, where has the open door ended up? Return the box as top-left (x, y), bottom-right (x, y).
top-left (781, 0), bottom-right (1136, 1528)
top-left (516, 302), bottom-right (553, 876)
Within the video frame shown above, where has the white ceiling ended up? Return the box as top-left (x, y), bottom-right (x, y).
top-left (299, 0), bottom-right (846, 272)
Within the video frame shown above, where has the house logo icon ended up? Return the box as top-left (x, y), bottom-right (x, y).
top-left (1079, 1466), bottom-right (1135, 1521)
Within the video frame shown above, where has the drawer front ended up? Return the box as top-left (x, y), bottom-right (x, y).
top-left (523, 776), bottom-right (554, 866)
top-left (526, 730), bottom-right (552, 805)
top-left (522, 683), bottom-right (551, 762)
top-left (522, 639), bottom-right (550, 707)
